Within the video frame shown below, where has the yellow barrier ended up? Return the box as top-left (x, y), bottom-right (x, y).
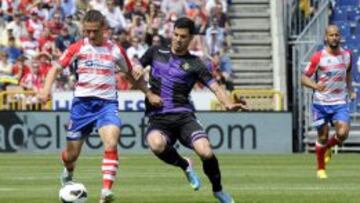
top-left (210, 89), bottom-right (283, 111)
top-left (0, 90), bottom-right (52, 110)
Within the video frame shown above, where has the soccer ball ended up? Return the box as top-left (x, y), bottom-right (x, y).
top-left (59, 182), bottom-right (88, 203)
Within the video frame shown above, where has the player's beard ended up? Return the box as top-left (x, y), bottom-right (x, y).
top-left (329, 42), bottom-right (339, 51)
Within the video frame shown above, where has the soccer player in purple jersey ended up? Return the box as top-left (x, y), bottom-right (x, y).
top-left (133, 17), bottom-right (247, 203)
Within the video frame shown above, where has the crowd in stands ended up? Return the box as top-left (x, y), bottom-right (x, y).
top-left (0, 0), bottom-right (235, 95)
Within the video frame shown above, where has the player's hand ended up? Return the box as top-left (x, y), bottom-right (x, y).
top-left (226, 95), bottom-right (248, 111)
top-left (131, 65), bottom-right (143, 80)
top-left (315, 82), bottom-right (326, 92)
top-left (146, 91), bottom-right (163, 108)
top-left (350, 91), bottom-right (357, 100)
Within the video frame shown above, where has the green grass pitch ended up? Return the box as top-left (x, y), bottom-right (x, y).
top-left (0, 153), bottom-right (360, 203)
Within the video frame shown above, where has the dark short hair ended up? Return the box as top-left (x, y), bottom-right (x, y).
top-left (83, 9), bottom-right (106, 26)
top-left (174, 17), bottom-right (195, 35)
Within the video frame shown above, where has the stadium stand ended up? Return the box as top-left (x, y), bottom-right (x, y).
top-left (229, 0), bottom-right (273, 89)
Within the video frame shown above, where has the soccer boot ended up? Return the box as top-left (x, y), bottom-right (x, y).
top-left (99, 189), bottom-right (114, 203)
top-left (214, 191), bottom-right (235, 203)
top-left (324, 147), bottom-right (332, 164)
top-left (60, 168), bottom-right (73, 186)
top-left (317, 169), bottom-right (328, 179)
top-left (184, 157), bottom-right (201, 191)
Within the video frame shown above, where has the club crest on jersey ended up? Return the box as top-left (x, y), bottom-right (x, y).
top-left (181, 62), bottom-right (190, 70)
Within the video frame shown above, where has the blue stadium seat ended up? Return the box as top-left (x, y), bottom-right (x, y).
top-left (346, 8), bottom-right (360, 21)
top-left (332, 8), bottom-right (348, 21)
top-left (338, 23), bottom-right (351, 37)
top-left (337, 0), bottom-right (359, 7)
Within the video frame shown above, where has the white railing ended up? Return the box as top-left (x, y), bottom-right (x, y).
top-left (290, 1), bottom-right (331, 152)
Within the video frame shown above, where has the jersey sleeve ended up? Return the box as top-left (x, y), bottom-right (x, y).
top-left (195, 59), bottom-right (216, 87)
top-left (139, 46), bottom-right (156, 67)
top-left (58, 40), bottom-right (83, 68)
top-left (303, 51), bottom-right (321, 77)
top-left (114, 45), bottom-right (132, 72)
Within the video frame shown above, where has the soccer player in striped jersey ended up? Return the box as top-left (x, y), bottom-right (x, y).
top-left (40, 10), bottom-right (161, 203)
top-left (301, 25), bottom-right (356, 179)
top-left (132, 17), bottom-right (247, 203)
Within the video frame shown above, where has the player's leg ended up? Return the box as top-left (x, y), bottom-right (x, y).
top-left (315, 124), bottom-right (329, 179)
top-left (178, 115), bottom-right (234, 203)
top-left (98, 125), bottom-right (120, 203)
top-left (60, 139), bottom-right (85, 185)
top-left (146, 129), bottom-right (201, 190)
top-left (61, 98), bottom-right (95, 185)
top-left (191, 138), bottom-right (234, 203)
top-left (312, 104), bottom-right (329, 178)
top-left (327, 104), bottom-right (351, 147)
top-left (147, 129), bottom-right (189, 170)
top-left (324, 104), bottom-right (351, 164)
top-left (96, 100), bottom-right (122, 203)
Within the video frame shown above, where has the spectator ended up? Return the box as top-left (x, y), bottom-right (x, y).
top-left (205, 18), bottom-right (226, 55)
top-left (114, 29), bottom-right (131, 49)
top-left (46, 12), bottom-right (66, 36)
top-left (299, 0), bottom-right (314, 18)
top-left (55, 26), bottom-right (76, 53)
top-left (37, 27), bottom-right (56, 55)
top-left (65, 15), bottom-right (81, 40)
top-left (159, 12), bottom-right (177, 43)
top-left (37, 52), bottom-right (53, 80)
top-left (128, 14), bottom-right (146, 40)
top-left (103, 0), bottom-right (128, 32)
top-left (126, 36), bottom-right (147, 65)
top-left (0, 51), bottom-right (12, 75)
top-left (161, 0), bottom-right (186, 19)
top-left (205, 0), bottom-right (227, 15)
top-left (89, 0), bottom-right (107, 12)
top-left (124, 0), bottom-right (147, 15)
top-left (5, 12), bottom-right (28, 39)
top-left (20, 29), bottom-right (40, 59)
top-left (124, 0), bottom-right (146, 21)
top-left (12, 55), bottom-right (30, 81)
top-left (76, 0), bottom-right (90, 11)
top-left (0, 28), bottom-right (18, 47)
top-left (19, 59), bottom-right (43, 92)
top-left (186, 3), bottom-right (207, 34)
top-left (25, 10), bottom-right (44, 39)
top-left (60, 0), bottom-right (77, 17)
top-left (3, 36), bottom-right (22, 64)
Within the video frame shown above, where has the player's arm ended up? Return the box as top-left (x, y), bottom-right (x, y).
top-left (40, 63), bottom-right (62, 102)
top-left (301, 52), bottom-right (325, 92)
top-left (346, 54), bottom-right (356, 100)
top-left (40, 41), bottom-right (80, 102)
top-left (208, 82), bottom-right (247, 111)
top-left (197, 60), bottom-right (247, 111)
top-left (117, 45), bottom-right (163, 107)
top-left (131, 46), bottom-right (156, 80)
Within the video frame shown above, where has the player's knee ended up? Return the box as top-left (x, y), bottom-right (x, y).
top-left (194, 142), bottom-right (213, 159)
top-left (147, 134), bottom-right (166, 153)
top-left (198, 149), bottom-right (214, 160)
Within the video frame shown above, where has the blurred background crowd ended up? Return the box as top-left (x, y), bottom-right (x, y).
top-left (0, 0), bottom-right (235, 94)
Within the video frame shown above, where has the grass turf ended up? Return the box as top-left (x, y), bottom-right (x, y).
top-left (0, 153), bottom-right (359, 203)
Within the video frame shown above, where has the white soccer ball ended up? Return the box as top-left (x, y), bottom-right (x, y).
top-left (59, 182), bottom-right (88, 203)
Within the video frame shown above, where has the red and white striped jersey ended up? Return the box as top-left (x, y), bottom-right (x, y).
top-left (303, 48), bottom-right (351, 105)
top-left (59, 38), bottom-right (132, 100)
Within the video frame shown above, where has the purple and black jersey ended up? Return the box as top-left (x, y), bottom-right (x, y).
top-left (140, 46), bottom-right (216, 116)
